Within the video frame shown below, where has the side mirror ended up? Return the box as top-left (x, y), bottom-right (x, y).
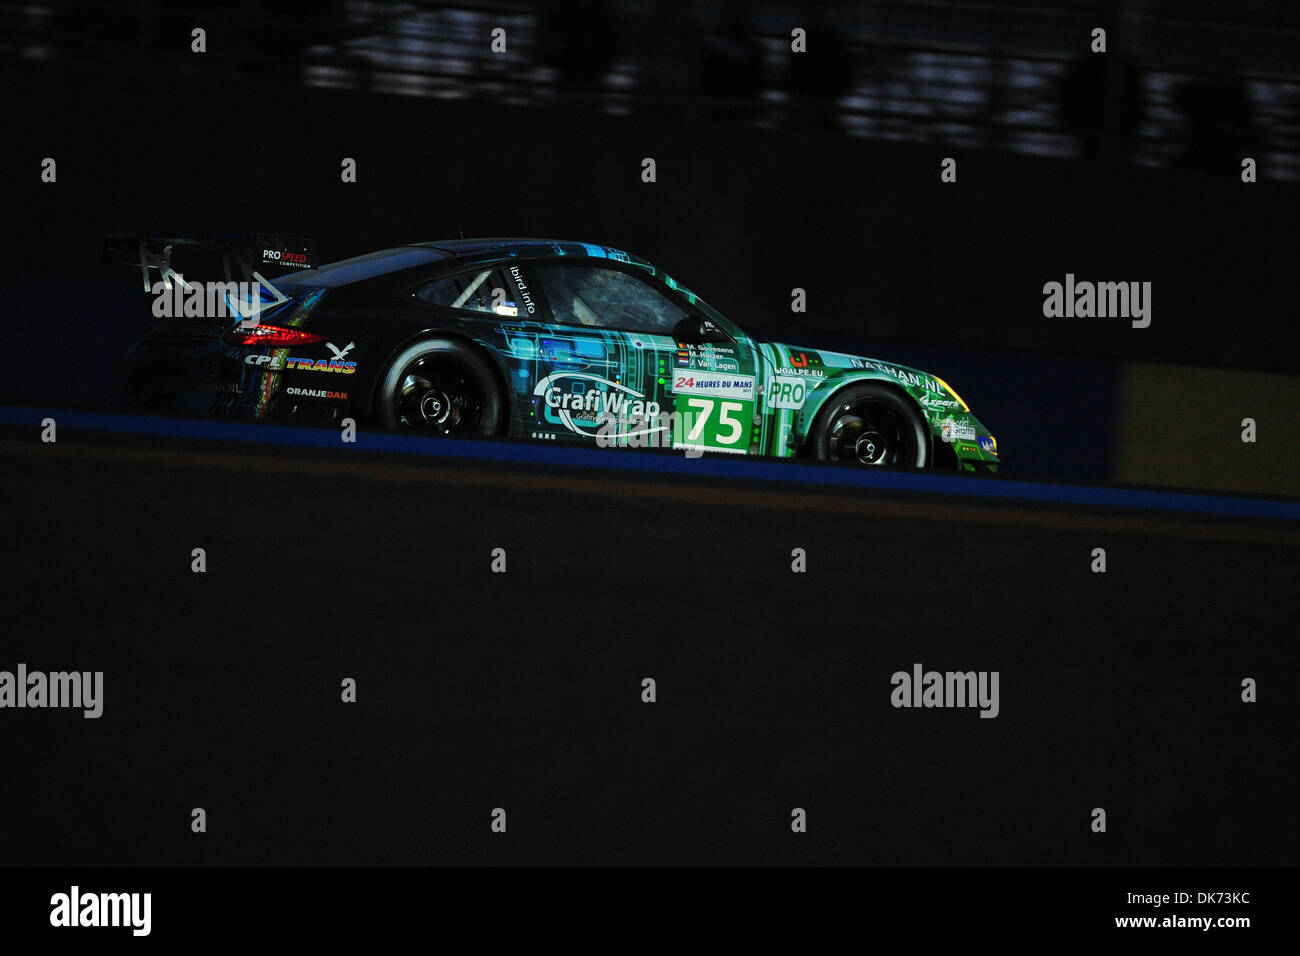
top-left (673, 314), bottom-right (730, 344)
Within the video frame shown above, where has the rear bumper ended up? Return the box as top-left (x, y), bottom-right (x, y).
top-left (119, 336), bottom-right (230, 411)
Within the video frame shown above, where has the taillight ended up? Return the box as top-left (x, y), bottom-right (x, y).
top-left (223, 325), bottom-right (325, 347)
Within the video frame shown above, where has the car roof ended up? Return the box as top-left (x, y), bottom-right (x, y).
top-left (408, 238), bottom-right (652, 266)
top-left (274, 238), bottom-right (653, 290)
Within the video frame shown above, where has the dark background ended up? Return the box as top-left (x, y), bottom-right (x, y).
top-left (3, 0), bottom-right (1298, 489)
top-left (1, 0), bottom-right (1297, 872)
top-left (2, 434), bottom-right (1296, 866)
top-left (2, 0), bottom-right (1298, 372)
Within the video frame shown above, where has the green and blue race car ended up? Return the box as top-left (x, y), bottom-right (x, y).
top-left (120, 237), bottom-right (998, 471)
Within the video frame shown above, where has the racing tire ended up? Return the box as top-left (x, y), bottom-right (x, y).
top-left (378, 338), bottom-right (502, 436)
top-left (809, 382), bottom-right (929, 468)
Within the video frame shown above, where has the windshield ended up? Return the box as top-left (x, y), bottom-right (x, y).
top-left (656, 273), bottom-right (747, 342)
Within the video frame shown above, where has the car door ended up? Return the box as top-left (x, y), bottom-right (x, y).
top-left (411, 259), bottom-right (595, 440)
top-left (526, 260), bottom-right (759, 454)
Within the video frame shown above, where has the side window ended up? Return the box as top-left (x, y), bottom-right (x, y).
top-left (415, 265), bottom-right (536, 318)
top-left (532, 265), bottom-right (687, 333)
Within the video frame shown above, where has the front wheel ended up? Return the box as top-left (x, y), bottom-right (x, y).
top-left (809, 383), bottom-right (929, 468)
top-left (377, 338), bottom-right (502, 436)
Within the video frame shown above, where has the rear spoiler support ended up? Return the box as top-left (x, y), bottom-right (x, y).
top-left (102, 232), bottom-right (318, 293)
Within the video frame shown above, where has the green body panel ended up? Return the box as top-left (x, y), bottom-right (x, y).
top-left (482, 323), bottom-right (998, 469)
top-left (752, 342), bottom-right (1000, 469)
top-left (621, 255), bottom-right (999, 469)
top-left (462, 246), bottom-right (998, 469)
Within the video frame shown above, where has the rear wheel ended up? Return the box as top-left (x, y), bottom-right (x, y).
top-left (810, 383), bottom-right (929, 468)
top-left (378, 338), bottom-right (502, 436)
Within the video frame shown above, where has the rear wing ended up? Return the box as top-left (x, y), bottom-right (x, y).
top-left (102, 232), bottom-right (318, 293)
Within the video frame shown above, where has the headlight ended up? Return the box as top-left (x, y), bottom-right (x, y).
top-left (932, 375), bottom-right (969, 412)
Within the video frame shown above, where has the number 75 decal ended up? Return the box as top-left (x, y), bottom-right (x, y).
top-left (684, 397), bottom-right (747, 446)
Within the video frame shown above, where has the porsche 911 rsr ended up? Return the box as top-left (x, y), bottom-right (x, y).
top-left (118, 237), bottom-right (999, 471)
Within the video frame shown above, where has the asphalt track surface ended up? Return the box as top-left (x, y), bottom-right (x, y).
top-left (3, 410), bottom-right (1297, 866)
